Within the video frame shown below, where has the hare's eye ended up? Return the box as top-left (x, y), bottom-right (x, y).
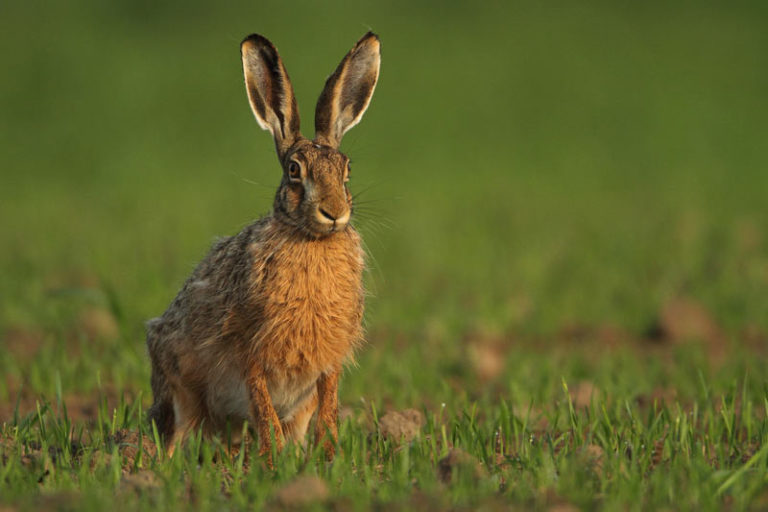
top-left (344, 164), bottom-right (351, 182)
top-left (288, 161), bottom-right (301, 180)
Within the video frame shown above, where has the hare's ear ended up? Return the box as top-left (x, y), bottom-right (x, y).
top-left (241, 34), bottom-right (301, 158)
top-left (314, 32), bottom-right (381, 148)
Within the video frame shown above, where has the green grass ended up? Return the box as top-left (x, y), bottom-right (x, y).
top-left (1, 365), bottom-right (767, 510)
top-left (2, 0), bottom-right (768, 509)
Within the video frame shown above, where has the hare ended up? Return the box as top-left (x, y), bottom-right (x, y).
top-left (146, 32), bottom-right (381, 461)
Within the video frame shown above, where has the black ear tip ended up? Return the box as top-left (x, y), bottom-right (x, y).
top-left (241, 33), bottom-right (277, 53)
top-left (352, 30), bottom-right (381, 51)
top-left (361, 31), bottom-right (380, 43)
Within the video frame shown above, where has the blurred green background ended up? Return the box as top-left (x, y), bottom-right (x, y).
top-left (1, 1), bottom-right (767, 404)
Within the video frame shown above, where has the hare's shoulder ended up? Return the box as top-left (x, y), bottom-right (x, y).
top-left (151, 218), bottom-right (271, 333)
top-left (177, 218), bottom-right (268, 292)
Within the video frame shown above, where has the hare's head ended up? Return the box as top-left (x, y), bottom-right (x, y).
top-left (241, 33), bottom-right (381, 237)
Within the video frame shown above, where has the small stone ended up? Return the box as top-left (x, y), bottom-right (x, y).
top-left (379, 409), bottom-right (425, 443)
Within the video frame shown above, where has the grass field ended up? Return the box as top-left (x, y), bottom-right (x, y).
top-left (2, 1), bottom-right (768, 510)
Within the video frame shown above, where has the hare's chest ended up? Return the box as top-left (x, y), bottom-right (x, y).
top-left (251, 234), bottom-right (364, 373)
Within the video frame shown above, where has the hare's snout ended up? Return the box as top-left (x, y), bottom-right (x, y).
top-left (315, 205), bottom-right (350, 231)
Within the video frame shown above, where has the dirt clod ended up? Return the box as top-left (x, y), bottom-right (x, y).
top-left (648, 297), bottom-right (727, 365)
top-left (437, 448), bottom-right (486, 484)
top-left (111, 429), bottom-right (158, 466)
top-left (653, 298), bottom-right (722, 345)
top-left (3, 326), bottom-right (46, 363)
top-left (273, 475), bottom-right (329, 507)
top-left (466, 339), bottom-right (506, 381)
top-left (649, 438), bottom-right (665, 470)
top-left (379, 409), bottom-right (425, 443)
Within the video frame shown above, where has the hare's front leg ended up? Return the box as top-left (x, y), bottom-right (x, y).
top-left (314, 370), bottom-right (339, 460)
top-left (247, 366), bottom-right (284, 463)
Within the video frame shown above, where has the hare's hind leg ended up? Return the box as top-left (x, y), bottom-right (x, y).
top-left (147, 393), bottom-right (174, 443)
top-left (165, 390), bottom-right (193, 457)
top-left (147, 330), bottom-right (175, 446)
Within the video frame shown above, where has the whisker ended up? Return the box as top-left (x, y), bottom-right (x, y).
top-left (350, 179), bottom-right (387, 198)
top-left (353, 198), bottom-right (398, 207)
top-left (352, 210), bottom-right (397, 229)
top-left (229, 171), bottom-right (273, 190)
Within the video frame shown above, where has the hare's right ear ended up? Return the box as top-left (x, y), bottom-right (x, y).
top-left (314, 32), bottom-right (381, 148)
top-left (241, 34), bottom-right (301, 159)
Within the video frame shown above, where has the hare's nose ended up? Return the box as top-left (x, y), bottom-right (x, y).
top-left (316, 207), bottom-right (350, 226)
top-left (318, 208), bottom-right (336, 221)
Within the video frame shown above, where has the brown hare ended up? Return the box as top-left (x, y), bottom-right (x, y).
top-left (146, 32), bottom-right (381, 461)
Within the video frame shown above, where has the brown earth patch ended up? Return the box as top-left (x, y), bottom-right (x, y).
top-left (569, 380), bottom-right (597, 409)
top-left (272, 475), bottom-right (329, 508)
top-left (2, 437), bottom-right (85, 485)
top-left (741, 324), bottom-right (768, 354)
top-left (635, 387), bottom-right (679, 409)
top-left (0, 384), bottom-right (140, 425)
top-left (595, 323), bottom-right (632, 349)
top-left (111, 429), bottom-right (159, 466)
top-left (0, 383), bottom-right (45, 424)
top-left (465, 334), bottom-right (507, 382)
top-left (555, 322), bottom-right (634, 349)
top-left (3, 306), bottom-right (118, 373)
top-left (557, 323), bottom-right (594, 343)
top-left (3, 326), bottom-right (47, 364)
top-left (646, 297), bottom-right (728, 366)
top-left (653, 298), bottom-right (723, 344)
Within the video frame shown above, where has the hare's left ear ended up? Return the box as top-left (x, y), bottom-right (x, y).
top-left (241, 34), bottom-right (301, 159)
top-left (314, 32), bottom-right (381, 148)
